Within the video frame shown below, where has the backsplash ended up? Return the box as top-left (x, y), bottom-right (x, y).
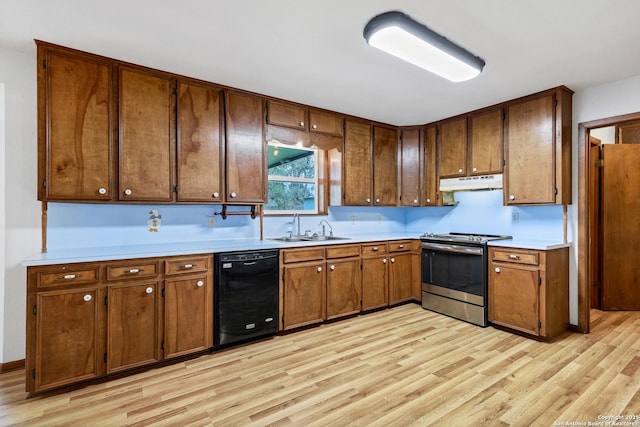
top-left (46, 190), bottom-right (566, 250)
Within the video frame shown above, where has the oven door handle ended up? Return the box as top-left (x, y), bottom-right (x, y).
top-left (421, 242), bottom-right (483, 255)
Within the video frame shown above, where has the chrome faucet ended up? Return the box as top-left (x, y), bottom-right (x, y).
top-left (291, 213), bottom-right (301, 236)
top-left (318, 219), bottom-right (333, 237)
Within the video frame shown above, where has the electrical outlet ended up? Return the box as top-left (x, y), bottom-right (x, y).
top-left (512, 212), bottom-right (519, 223)
top-left (208, 216), bottom-right (216, 228)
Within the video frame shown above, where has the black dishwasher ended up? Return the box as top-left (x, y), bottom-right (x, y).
top-left (214, 249), bottom-right (279, 347)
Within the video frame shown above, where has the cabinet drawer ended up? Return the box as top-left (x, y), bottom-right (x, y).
top-left (389, 241), bottom-right (412, 252)
top-left (282, 248), bottom-right (325, 263)
top-left (362, 243), bottom-right (388, 256)
top-left (492, 249), bottom-right (539, 266)
top-left (165, 256), bottom-right (210, 275)
top-left (106, 262), bottom-right (159, 281)
top-left (326, 244), bottom-right (360, 259)
top-left (36, 266), bottom-right (100, 289)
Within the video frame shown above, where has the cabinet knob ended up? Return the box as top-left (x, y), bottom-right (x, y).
top-left (145, 287), bottom-right (153, 294)
top-left (299, 121), bottom-right (305, 127)
top-left (124, 188), bottom-right (132, 196)
top-left (472, 167), bottom-right (477, 172)
top-left (98, 187), bottom-right (107, 195)
top-left (383, 258), bottom-right (387, 264)
top-left (230, 192), bottom-right (237, 198)
top-left (398, 245), bottom-right (404, 249)
top-left (509, 195), bottom-right (516, 200)
top-left (375, 198), bottom-right (380, 204)
top-left (212, 192), bottom-right (219, 198)
top-left (413, 199), bottom-right (418, 204)
top-left (83, 294), bottom-right (92, 302)
top-left (366, 198), bottom-right (371, 203)
top-left (391, 258), bottom-right (395, 263)
top-left (317, 266), bottom-right (322, 272)
top-left (495, 267), bottom-right (501, 273)
top-left (458, 168), bottom-right (463, 174)
top-left (312, 124), bottom-right (317, 130)
top-left (330, 265), bottom-right (335, 271)
top-left (196, 280), bottom-right (204, 287)
top-left (426, 198), bottom-right (431, 203)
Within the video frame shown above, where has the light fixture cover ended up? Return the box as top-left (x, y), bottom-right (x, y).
top-left (363, 11), bottom-right (485, 82)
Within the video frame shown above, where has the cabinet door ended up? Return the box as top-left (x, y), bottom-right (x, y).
top-left (119, 68), bottom-right (174, 201)
top-left (33, 287), bottom-right (102, 391)
top-left (343, 119), bottom-right (372, 205)
top-left (282, 263), bottom-right (326, 330)
top-left (423, 124), bottom-right (439, 206)
top-left (164, 273), bottom-right (213, 358)
top-left (177, 81), bottom-right (224, 202)
top-left (266, 100), bottom-right (308, 130)
top-left (489, 264), bottom-right (540, 336)
top-left (107, 281), bottom-right (161, 372)
top-left (469, 108), bottom-right (503, 175)
top-left (505, 94), bottom-right (556, 204)
top-left (388, 253), bottom-right (413, 305)
top-left (326, 258), bottom-right (362, 320)
top-left (225, 91), bottom-right (266, 203)
top-left (42, 50), bottom-right (113, 201)
top-left (400, 128), bottom-right (421, 206)
top-left (372, 125), bottom-right (398, 206)
top-left (438, 117), bottom-right (467, 178)
top-left (309, 110), bottom-right (343, 136)
top-left (362, 256), bottom-right (388, 311)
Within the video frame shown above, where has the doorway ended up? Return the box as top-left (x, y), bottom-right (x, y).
top-left (578, 112), bottom-right (640, 332)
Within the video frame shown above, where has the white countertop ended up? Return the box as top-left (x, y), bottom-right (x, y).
top-left (22, 233), bottom-right (420, 266)
top-left (488, 239), bottom-right (572, 250)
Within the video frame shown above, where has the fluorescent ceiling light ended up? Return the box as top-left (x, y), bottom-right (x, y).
top-left (363, 11), bottom-right (485, 82)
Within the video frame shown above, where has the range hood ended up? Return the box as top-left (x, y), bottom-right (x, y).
top-left (439, 174), bottom-right (503, 191)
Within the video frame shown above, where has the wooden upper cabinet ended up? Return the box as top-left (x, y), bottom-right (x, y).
top-left (469, 107), bottom-right (503, 175)
top-left (343, 119), bottom-right (373, 205)
top-left (39, 47), bottom-right (113, 201)
top-left (119, 67), bottom-right (175, 202)
top-left (309, 110), bottom-right (343, 136)
top-left (399, 128), bottom-right (421, 206)
top-left (266, 100), bottom-right (308, 131)
top-left (438, 117), bottom-right (468, 178)
top-left (423, 124), bottom-right (439, 206)
top-left (373, 125), bottom-right (398, 206)
top-left (176, 81), bottom-right (224, 202)
top-left (504, 87), bottom-right (572, 205)
top-left (225, 91), bottom-right (266, 203)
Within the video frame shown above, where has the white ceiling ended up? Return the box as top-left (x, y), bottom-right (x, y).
top-left (2, 0), bottom-right (640, 125)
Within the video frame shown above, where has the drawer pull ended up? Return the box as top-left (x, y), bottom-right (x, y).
top-left (145, 287), bottom-right (153, 294)
top-left (125, 268), bottom-right (142, 274)
top-left (60, 274), bottom-right (79, 280)
top-left (372, 247), bottom-right (379, 252)
top-left (508, 254), bottom-right (520, 260)
top-left (196, 280), bottom-right (204, 287)
top-left (83, 294), bottom-right (92, 302)
top-left (495, 267), bottom-right (501, 273)
top-left (181, 264), bottom-right (194, 269)
top-left (398, 245), bottom-right (404, 249)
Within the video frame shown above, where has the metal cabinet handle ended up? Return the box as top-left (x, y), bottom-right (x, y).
top-left (83, 294), bottom-right (92, 302)
top-left (372, 247), bottom-right (379, 251)
top-left (145, 287), bottom-right (153, 294)
top-left (413, 199), bottom-right (418, 204)
top-left (398, 245), bottom-right (404, 249)
top-left (317, 266), bottom-right (322, 272)
top-left (472, 167), bottom-right (477, 172)
top-left (59, 274), bottom-right (79, 280)
top-left (391, 258), bottom-right (395, 263)
top-left (508, 254), bottom-right (520, 260)
top-left (426, 198), bottom-right (431, 203)
top-left (458, 168), bottom-right (463, 174)
top-left (312, 124), bottom-right (317, 129)
top-left (196, 280), bottom-right (204, 287)
top-left (366, 198), bottom-right (371, 203)
top-left (125, 268), bottom-right (142, 274)
top-left (212, 192), bottom-right (219, 198)
top-left (509, 195), bottom-right (516, 201)
top-left (299, 121), bottom-right (305, 127)
top-left (98, 187), bottom-right (107, 195)
top-left (181, 264), bottom-right (194, 269)
top-left (375, 198), bottom-right (380, 204)
top-left (124, 188), bottom-right (132, 196)
top-left (495, 267), bottom-right (501, 273)
top-left (330, 265), bottom-right (335, 271)
top-left (383, 258), bottom-right (387, 264)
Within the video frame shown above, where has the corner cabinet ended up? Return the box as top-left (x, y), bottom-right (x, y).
top-left (37, 45), bottom-right (114, 201)
top-left (225, 91), bottom-right (266, 203)
top-left (488, 246), bottom-right (569, 340)
top-left (504, 87), bottom-right (572, 205)
top-left (26, 254), bottom-right (214, 394)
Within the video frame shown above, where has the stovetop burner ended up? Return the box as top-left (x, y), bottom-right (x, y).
top-left (420, 232), bottom-right (512, 244)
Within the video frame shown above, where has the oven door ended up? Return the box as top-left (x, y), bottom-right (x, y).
top-left (421, 242), bottom-right (485, 305)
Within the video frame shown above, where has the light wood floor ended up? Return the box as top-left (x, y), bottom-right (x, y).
top-left (1, 304), bottom-right (640, 426)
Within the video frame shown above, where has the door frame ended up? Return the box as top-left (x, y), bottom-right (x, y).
top-left (578, 111), bottom-right (640, 333)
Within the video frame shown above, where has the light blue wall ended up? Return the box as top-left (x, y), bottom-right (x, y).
top-left (47, 190), bottom-right (565, 250)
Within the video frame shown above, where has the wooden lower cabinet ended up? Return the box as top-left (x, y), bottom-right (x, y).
top-left (388, 253), bottom-right (414, 305)
top-left (282, 261), bottom-right (326, 330)
top-left (361, 255), bottom-right (388, 311)
top-left (326, 257), bottom-right (362, 320)
top-left (488, 246), bottom-right (569, 340)
top-left (26, 254), bottom-right (214, 393)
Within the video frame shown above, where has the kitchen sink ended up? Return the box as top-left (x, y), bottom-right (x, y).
top-left (269, 235), bottom-right (350, 242)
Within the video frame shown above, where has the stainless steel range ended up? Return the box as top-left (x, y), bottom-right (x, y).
top-left (420, 232), bottom-right (511, 326)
